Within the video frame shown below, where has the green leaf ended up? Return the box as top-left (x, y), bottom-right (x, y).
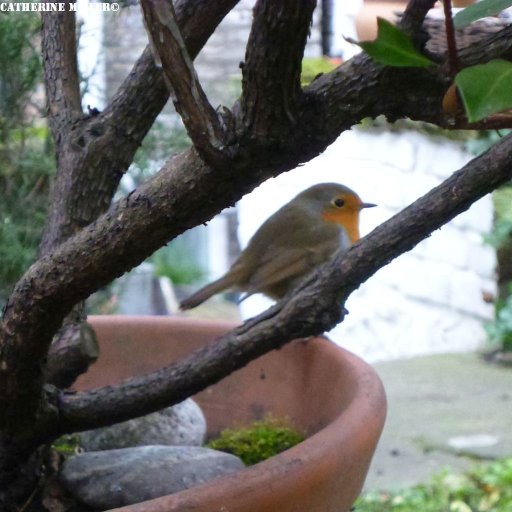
top-left (453, 0), bottom-right (512, 29)
top-left (455, 59), bottom-right (512, 122)
top-left (355, 17), bottom-right (433, 68)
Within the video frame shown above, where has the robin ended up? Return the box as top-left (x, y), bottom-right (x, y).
top-left (180, 183), bottom-right (375, 310)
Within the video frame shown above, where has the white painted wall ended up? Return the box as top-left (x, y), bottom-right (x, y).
top-left (331, 0), bottom-right (363, 58)
top-left (236, 129), bottom-right (496, 362)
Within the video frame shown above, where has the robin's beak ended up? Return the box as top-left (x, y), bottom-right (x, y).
top-left (360, 202), bottom-right (377, 209)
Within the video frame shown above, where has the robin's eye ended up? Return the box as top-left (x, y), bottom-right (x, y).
top-left (333, 198), bottom-right (345, 207)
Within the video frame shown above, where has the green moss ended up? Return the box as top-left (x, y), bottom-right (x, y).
top-left (206, 418), bottom-right (305, 466)
top-left (52, 434), bottom-right (82, 457)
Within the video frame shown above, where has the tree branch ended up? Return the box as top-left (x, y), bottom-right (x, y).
top-left (3, 12), bottom-right (512, 432)
top-left (2, 0), bottom-right (242, 433)
top-left (41, 7), bottom-right (82, 146)
top-left (45, 323), bottom-right (99, 389)
top-left (55, 131), bottom-right (512, 433)
top-left (459, 112), bottom-right (512, 130)
top-left (103, 0), bottom-right (240, 147)
top-left (40, 0), bottom-right (240, 254)
top-left (240, 0), bottom-right (316, 138)
top-left (141, 0), bottom-right (231, 166)
top-left (6, 22), bottom-right (512, 348)
top-left (305, 23), bottom-right (512, 136)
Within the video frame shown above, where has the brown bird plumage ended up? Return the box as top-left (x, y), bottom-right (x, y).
top-left (180, 183), bottom-right (375, 310)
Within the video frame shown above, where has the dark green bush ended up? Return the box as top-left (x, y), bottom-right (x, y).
top-left (0, 13), bottom-right (54, 304)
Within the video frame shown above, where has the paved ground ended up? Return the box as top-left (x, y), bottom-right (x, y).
top-left (364, 353), bottom-right (512, 491)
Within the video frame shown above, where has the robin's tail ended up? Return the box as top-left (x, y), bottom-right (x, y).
top-left (179, 274), bottom-right (237, 310)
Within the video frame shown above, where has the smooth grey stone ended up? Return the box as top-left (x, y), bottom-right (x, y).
top-left (60, 445), bottom-right (245, 509)
top-left (79, 399), bottom-right (206, 450)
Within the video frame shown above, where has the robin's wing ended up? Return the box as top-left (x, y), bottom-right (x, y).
top-left (244, 245), bottom-right (327, 298)
top-left (243, 211), bottom-right (346, 297)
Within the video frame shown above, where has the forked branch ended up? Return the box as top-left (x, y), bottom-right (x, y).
top-left (141, 0), bottom-right (231, 166)
top-left (104, 0), bottom-right (241, 146)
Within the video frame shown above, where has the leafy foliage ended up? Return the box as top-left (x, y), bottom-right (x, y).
top-left (301, 57), bottom-right (340, 85)
top-left (356, 458), bottom-right (512, 511)
top-left (483, 185), bottom-right (512, 351)
top-left (484, 218), bottom-right (512, 251)
top-left (0, 13), bottom-right (54, 303)
top-left (152, 242), bottom-right (204, 285)
top-left (455, 60), bottom-right (512, 123)
top-left (485, 288), bottom-right (512, 351)
top-left (450, 0), bottom-right (512, 123)
top-left (352, 2), bottom-right (512, 125)
top-left (0, 14), bottom-right (41, 125)
top-left (353, 18), bottom-right (432, 68)
top-left (454, 0), bottom-right (512, 29)
top-left (206, 418), bottom-right (305, 465)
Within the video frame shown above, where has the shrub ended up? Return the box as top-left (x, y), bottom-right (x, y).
top-left (355, 458), bottom-right (512, 512)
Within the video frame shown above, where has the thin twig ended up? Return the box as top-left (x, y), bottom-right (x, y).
top-left (442, 0), bottom-right (460, 76)
top-left (455, 113), bottom-right (512, 130)
top-left (16, 485), bottom-right (38, 512)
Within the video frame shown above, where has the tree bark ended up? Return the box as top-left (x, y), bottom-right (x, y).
top-left (240, 0), bottom-right (317, 139)
top-left (40, 0), bottom-right (241, 254)
top-left (45, 323), bottom-right (99, 388)
top-left (142, 0), bottom-right (231, 167)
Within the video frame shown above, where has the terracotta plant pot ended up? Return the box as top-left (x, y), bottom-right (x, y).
top-left (356, 1), bottom-right (407, 40)
top-left (355, 1), bottom-right (477, 41)
top-left (76, 316), bottom-right (387, 512)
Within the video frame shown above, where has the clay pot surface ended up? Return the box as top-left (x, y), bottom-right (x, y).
top-left (355, 1), bottom-right (477, 40)
top-left (356, 1), bottom-right (407, 40)
top-left (77, 316), bottom-right (386, 512)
